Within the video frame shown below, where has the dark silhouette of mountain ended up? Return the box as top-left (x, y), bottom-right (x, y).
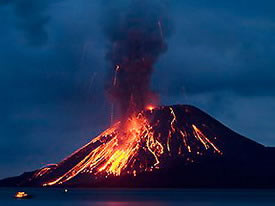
top-left (1, 105), bottom-right (275, 188)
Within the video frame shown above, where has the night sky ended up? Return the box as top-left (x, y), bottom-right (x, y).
top-left (1, 0), bottom-right (275, 179)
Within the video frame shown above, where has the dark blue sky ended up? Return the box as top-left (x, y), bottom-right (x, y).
top-left (0, 0), bottom-right (275, 179)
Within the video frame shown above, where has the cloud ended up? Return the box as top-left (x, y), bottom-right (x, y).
top-left (153, 2), bottom-right (275, 98)
top-left (0, 0), bottom-right (64, 46)
top-left (0, 0), bottom-right (108, 178)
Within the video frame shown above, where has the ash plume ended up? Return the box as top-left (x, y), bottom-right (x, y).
top-left (103, 0), bottom-right (171, 117)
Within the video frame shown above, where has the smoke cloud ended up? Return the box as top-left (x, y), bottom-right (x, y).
top-left (103, 0), bottom-right (172, 117)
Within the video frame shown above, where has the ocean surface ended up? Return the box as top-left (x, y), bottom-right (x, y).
top-left (1, 188), bottom-right (275, 206)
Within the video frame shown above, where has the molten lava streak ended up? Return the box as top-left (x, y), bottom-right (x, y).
top-left (32, 106), bottom-right (223, 186)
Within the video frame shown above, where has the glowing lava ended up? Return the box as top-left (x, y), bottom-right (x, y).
top-left (146, 105), bottom-right (156, 112)
top-left (31, 106), bottom-right (223, 186)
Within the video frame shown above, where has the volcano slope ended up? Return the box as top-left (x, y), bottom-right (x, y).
top-left (1, 105), bottom-right (275, 188)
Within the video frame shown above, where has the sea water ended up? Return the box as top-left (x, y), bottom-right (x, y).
top-left (0, 188), bottom-right (275, 206)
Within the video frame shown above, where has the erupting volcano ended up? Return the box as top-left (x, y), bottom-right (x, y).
top-left (1, 0), bottom-right (275, 188)
top-left (1, 105), bottom-right (275, 188)
top-left (24, 105), bottom-right (224, 186)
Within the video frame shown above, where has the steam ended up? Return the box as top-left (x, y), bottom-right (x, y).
top-left (103, 0), bottom-right (171, 117)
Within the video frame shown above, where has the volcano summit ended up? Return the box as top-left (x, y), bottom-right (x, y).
top-left (1, 105), bottom-right (275, 188)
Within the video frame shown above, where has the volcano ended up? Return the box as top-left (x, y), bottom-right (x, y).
top-left (1, 105), bottom-right (275, 188)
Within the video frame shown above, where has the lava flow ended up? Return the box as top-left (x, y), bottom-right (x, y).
top-left (31, 105), bottom-right (223, 186)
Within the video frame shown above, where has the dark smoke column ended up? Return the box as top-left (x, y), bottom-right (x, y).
top-left (104, 0), bottom-right (171, 118)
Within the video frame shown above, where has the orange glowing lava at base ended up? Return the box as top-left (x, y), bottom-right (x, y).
top-left (31, 106), bottom-right (223, 187)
